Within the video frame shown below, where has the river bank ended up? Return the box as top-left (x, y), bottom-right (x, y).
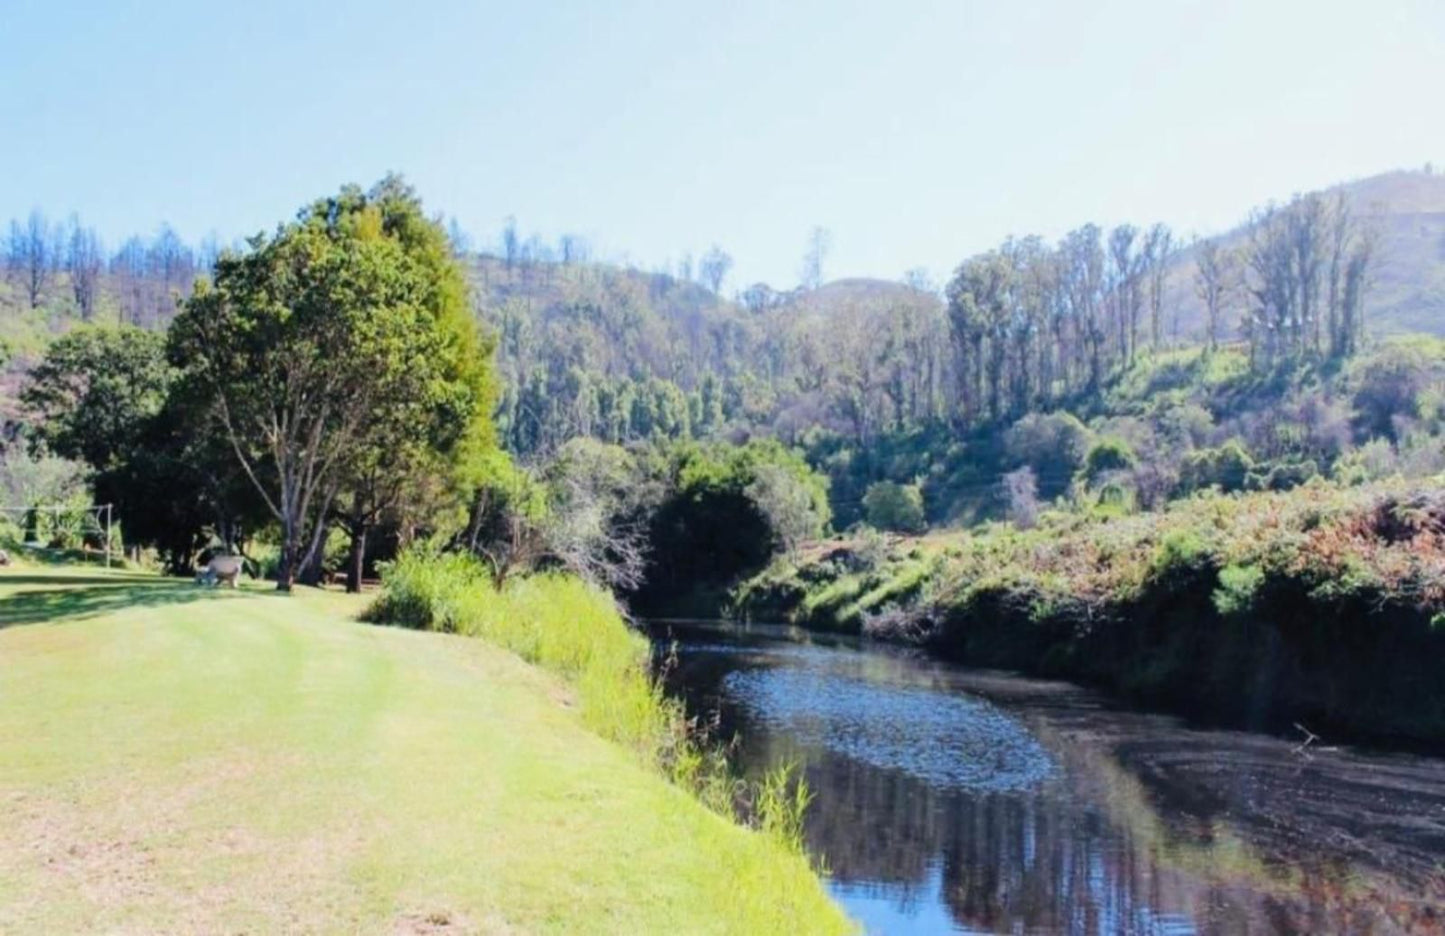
top-left (0, 568), bottom-right (849, 934)
top-left (732, 480), bottom-right (1445, 750)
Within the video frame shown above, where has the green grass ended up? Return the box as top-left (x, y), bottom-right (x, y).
top-left (0, 567), bottom-right (851, 934)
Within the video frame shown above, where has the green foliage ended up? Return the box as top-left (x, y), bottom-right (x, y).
top-left (636, 439), bottom-right (830, 612)
top-left (1213, 563), bottom-right (1265, 616)
top-left (862, 480), bottom-right (926, 533)
top-left (1151, 529), bottom-right (1213, 580)
top-left (747, 461), bottom-right (830, 554)
top-left (21, 326), bottom-right (171, 470)
top-left (13, 325), bottom-right (253, 570)
top-left (1081, 436), bottom-right (1137, 484)
top-left (1248, 458), bottom-right (1319, 492)
top-left (1347, 342), bottom-right (1438, 441)
top-left (753, 764), bottom-right (814, 858)
top-left (1177, 440), bottom-right (1255, 495)
top-left (1005, 411), bottom-right (1093, 476)
top-left (368, 547), bottom-right (669, 753)
top-left (170, 177), bottom-right (497, 587)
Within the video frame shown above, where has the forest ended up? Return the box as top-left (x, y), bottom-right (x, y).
top-left (0, 170), bottom-right (1416, 557)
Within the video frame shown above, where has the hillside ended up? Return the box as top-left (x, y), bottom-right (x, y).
top-left (1165, 168), bottom-right (1445, 339)
top-left (4, 166), bottom-right (1443, 528)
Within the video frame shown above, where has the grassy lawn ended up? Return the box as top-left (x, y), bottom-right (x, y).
top-left (0, 568), bottom-right (849, 934)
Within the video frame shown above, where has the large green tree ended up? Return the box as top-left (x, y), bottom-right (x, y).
top-left (171, 177), bottom-right (496, 590)
top-left (22, 326), bottom-right (172, 472)
top-left (20, 326), bottom-right (261, 570)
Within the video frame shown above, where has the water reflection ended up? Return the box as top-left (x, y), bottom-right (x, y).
top-left (652, 622), bottom-right (1445, 935)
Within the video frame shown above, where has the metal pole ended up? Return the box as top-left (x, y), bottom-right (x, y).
top-left (105, 505), bottom-right (112, 569)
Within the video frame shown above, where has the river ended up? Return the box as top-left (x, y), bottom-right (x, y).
top-left (647, 620), bottom-right (1445, 935)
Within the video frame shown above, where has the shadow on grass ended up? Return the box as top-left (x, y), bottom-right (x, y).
top-left (0, 574), bottom-right (250, 629)
top-left (0, 573), bottom-right (171, 588)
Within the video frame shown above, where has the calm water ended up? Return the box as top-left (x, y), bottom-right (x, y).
top-left (648, 621), bottom-right (1445, 935)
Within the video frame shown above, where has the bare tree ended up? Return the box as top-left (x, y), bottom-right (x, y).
top-left (473, 441), bottom-right (653, 590)
top-left (558, 233), bottom-right (589, 265)
top-left (1245, 203), bottom-right (1295, 365)
top-left (148, 224), bottom-right (195, 324)
top-left (196, 233), bottom-right (223, 275)
top-left (1002, 466), bottom-right (1039, 529)
top-left (64, 215), bottom-right (104, 321)
top-left (7, 210), bottom-right (58, 308)
top-left (1060, 225), bottom-right (1106, 391)
top-left (1194, 238), bottom-right (1240, 352)
top-left (902, 267), bottom-right (935, 293)
top-left (698, 245), bottom-right (734, 295)
top-left (1244, 194), bottom-right (1355, 366)
top-left (501, 216), bottom-right (519, 269)
top-left (1287, 194), bottom-right (1327, 353)
top-left (1107, 224), bottom-right (1140, 360)
top-left (1339, 229), bottom-right (1374, 358)
top-left (799, 226), bottom-right (831, 291)
top-left (445, 218), bottom-right (472, 257)
top-left (111, 236), bottom-right (149, 326)
top-left (1142, 223), bottom-right (1175, 348)
top-left (543, 464), bottom-right (650, 590)
top-left (740, 282), bottom-right (778, 315)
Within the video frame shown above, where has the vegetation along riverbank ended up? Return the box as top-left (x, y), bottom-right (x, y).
top-left (733, 478), bottom-right (1445, 748)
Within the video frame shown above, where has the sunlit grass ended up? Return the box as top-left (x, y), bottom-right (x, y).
top-left (365, 549), bottom-right (831, 870)
top-left (0, 567), bottom-right (851, 934)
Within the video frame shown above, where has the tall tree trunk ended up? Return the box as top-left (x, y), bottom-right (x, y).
top-left (276, 519), bottom-right (297, 592)
top-left (345, 525), bottom-right (367, 594)
top-left (297, 516), bottom-right (329, 587)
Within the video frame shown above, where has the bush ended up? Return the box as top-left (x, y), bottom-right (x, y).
top-left (1177, 440), bottom-right (1255, 495)
top-left (1081, 436), bottom-right (1137, 485)
top-left (1248, 459), bottom-right (1318, 492)
top-left (862, 480), bottom-right (926, 533)
top-left (368, 547), bottom-right (666, 752)
top-left (1213, 563), bottom-right (1264, 616)
top-left (1350, 344), bottom-right (1433, 442)
top-left (1005, 411), bottom-right (1092, 497)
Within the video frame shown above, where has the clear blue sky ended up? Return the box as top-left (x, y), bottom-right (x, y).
top-left (3, 0), bottom-right (1443, 289)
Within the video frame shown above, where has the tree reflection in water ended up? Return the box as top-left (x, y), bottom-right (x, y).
top-left (655, 623), bottom-right (1445, 936)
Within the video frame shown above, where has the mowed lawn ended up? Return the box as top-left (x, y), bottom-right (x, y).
top-left (0, 568), bottom-right (850, 935)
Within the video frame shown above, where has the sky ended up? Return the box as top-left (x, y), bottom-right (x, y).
top-left (3, 0), bottom-right (1444, 289)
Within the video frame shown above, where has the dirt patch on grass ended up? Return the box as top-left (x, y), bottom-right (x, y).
top-left (0, 753), bottom-right (377, 933)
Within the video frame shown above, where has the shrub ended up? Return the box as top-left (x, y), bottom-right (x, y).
top-left (862, 480), bottom-right (926, 533)
top-left (1333, 438), bottom-right (1397, 485)
top-left (1177, 440), bottom-right (1255, 495)
top-left (1151, 529), bottom-right (1214, 580)
top-left (1350, 344), bottom-right (1433, 442)
top-left (368, 547), bottom-right (665, 750)
top-left (1213, 563), bottom-right (1265, 616)
top-left (1081, 437), bottom-right (1137, 485)
top-left (1004, 411), bottom-right (1092, 496)
top-left (1248, 459), bottom-right (1318, 492)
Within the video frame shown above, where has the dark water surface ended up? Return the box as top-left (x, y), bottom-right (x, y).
top-left (647, 621), bottom-right (1445, 935)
